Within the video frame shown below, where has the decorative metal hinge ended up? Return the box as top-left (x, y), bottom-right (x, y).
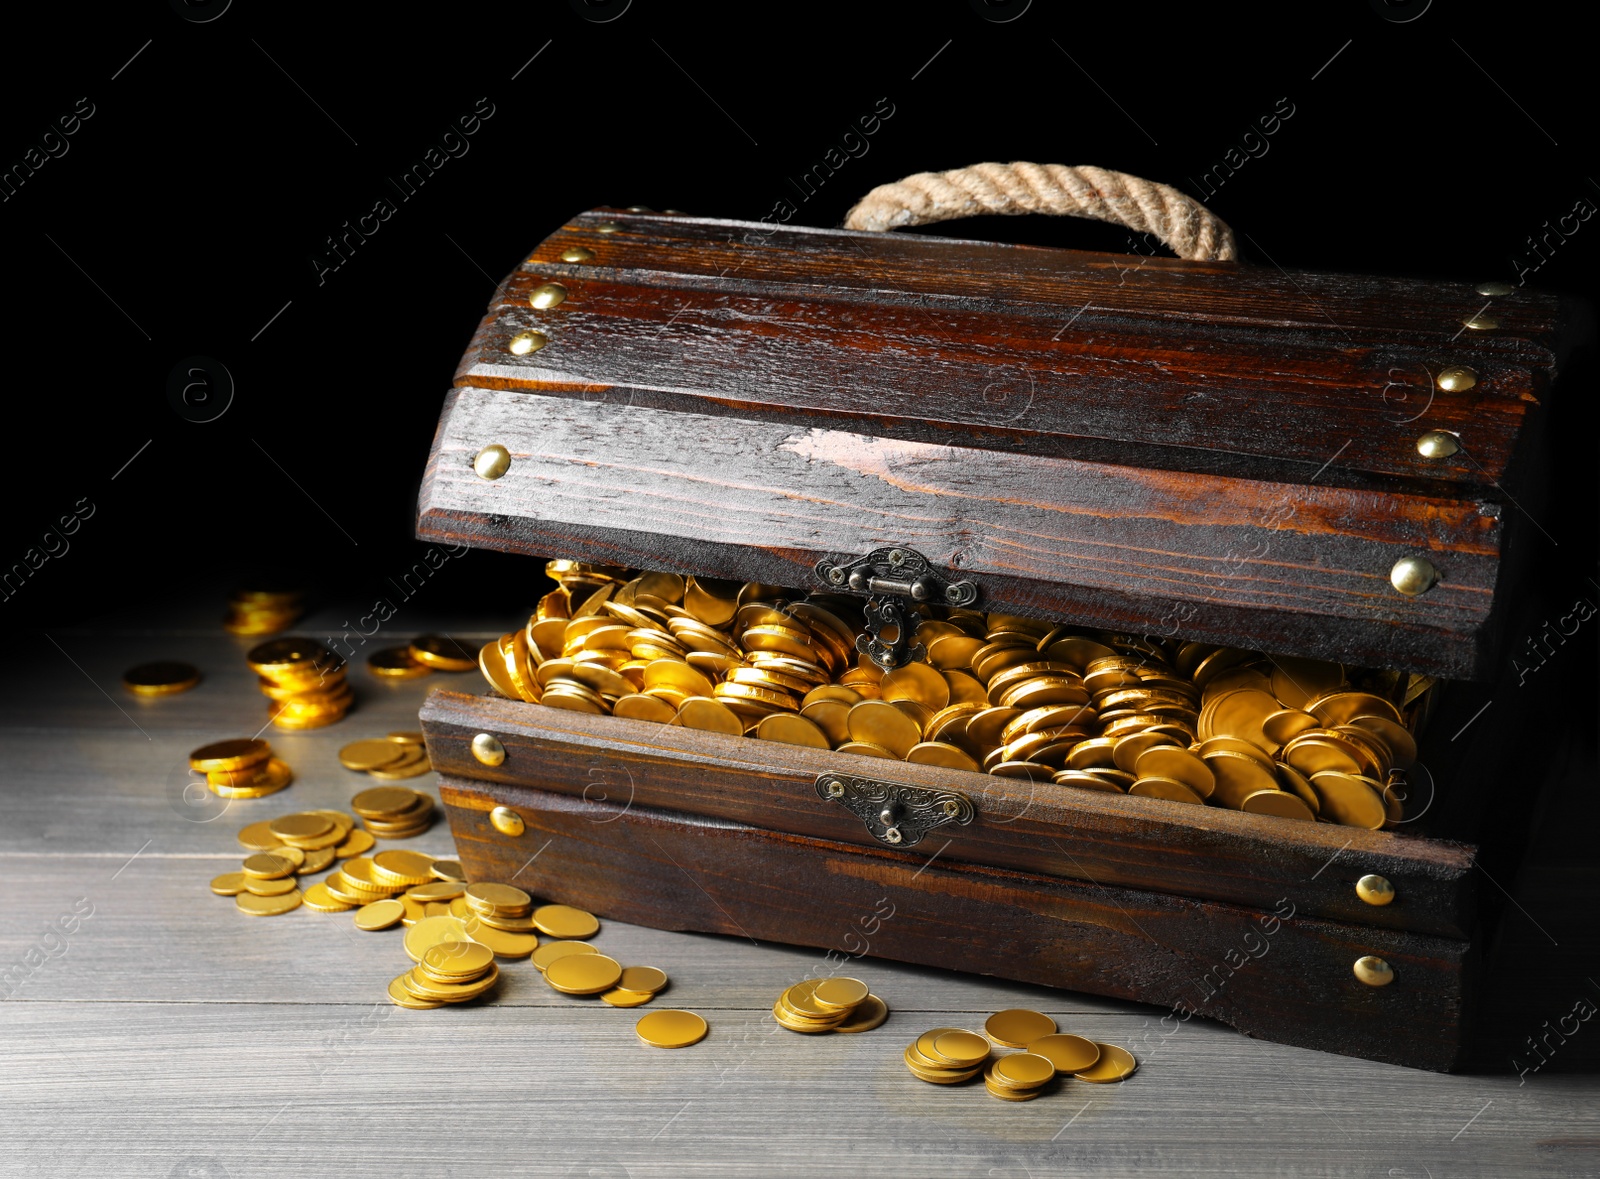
top-left (816, 772), bottom-right (975, 848)
top-left (813, 546), bottom-right (979, 670)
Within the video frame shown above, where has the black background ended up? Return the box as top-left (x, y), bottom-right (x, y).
top-left (2, 0), bottom-right (1594, 627)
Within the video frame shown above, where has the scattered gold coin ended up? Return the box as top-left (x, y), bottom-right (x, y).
top-left (772, 978), bottom-right (887, 1035)
top-left (635, 1009), bottom-right (708, 1049)
top-left (123, 660), bottom-right (201, 697)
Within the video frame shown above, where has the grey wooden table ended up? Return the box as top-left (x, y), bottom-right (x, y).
top-left (3, 603), bottom-right (1597, 1179)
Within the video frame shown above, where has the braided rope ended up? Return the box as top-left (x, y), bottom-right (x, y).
top-left (843, 162), bottom-right (1236, 262)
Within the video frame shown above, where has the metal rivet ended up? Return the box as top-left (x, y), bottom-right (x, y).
top-left (942, 799), bottom-right (962, 818)
top-left (1353, 955), bottom-right (1394, 987)
top-left (489, 806), bottom-right (525, 837)
top-left (1475, 281), bottom-right (1515, 297)
top-left (1356, 874), bottom-right (1395, 906)
top-left (1415, 430), bottom-right (1460, 459)
top-left (508, 330), bottom-right (547, 356)
top-left (595, 221), bottom-right (622, 234)
top-left (471, 733), bottom-right (506, 767)
top-left (474, 444), bottom-right (511, 480)
top-left (561, 246), bottom-right (595, 263)
top-left (1436, 365), bottom-right (1479, 393)
top-left (1390, 557), bottom-right (1439, 597)
top-left (884, 828), bottom-right (903, 844)
top-left (826, 778), bottom-right (845, 798)
top-left (1461, 314), bottom-right (1499, 331)
top-left (626, 205), bottom-right (653, 212)
top-left (529, 282), bottom-right (567, 310)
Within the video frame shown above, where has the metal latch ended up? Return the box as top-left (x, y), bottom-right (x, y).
top-left (813, 546), bottom-right (979, 670)
top-left (816, 772), bottom-right (975, 848)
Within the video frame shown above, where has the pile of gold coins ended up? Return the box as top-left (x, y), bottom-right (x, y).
top-left (190, 738), bottom-right (293, 799)
top-left (247, 637), bottom-right (352, 730)
top-left (350, 784), bottom-right (437, 838)
top-left (224, 589), bottom-right (304, 636)
top-left (302, 847), bottom-right (438, 913)
top-left (905, 1009), bottom-right (1137, 1100)
top-left (390, 939), bottom-right (500, 1009)
top-left (365, 635), bottom-right (480, 681)
top-left (477, 561), bottom-right (1425, 830)
top-left (772, 977), bottom-right (888, 1033)
top-left (123, 660), bottom-right (201, 697)
top-left (340, 732), bottom-right (435, 780)
top-left (210, 808), bottom-right (375, 913)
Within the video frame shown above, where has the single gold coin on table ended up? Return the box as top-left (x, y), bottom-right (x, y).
top-left (268, 813), bottom-right (333, 840)
top-left (240, 853), bottom-right (295, 880)
top-left (545, 952), bottom-right (624, 995)
top-left (636, 1009), bottom-right (708, 1049)
top-left (209, 872), bottom-right (247, 896)
top-left (353, 899), bottom-right (406, 931)
top-left (1073, 1042), bottom-right (1139, 1083)
top-left (338, 739), bottom-right (408, 771)
top-left (335, 829), bottom-right (376, 857)
top-left (985, 1009), bottom-right (1058, 1048)
top-left (1027, 1034), bottom-right (1101, 1072)
top-left (618, 966), bottom-right (668, 994)
top-left (531, 940), bottom-right (598, 971)
top-left (123, 660), bottom-right (201, 696)
top-left (601, 988), bottom-right (656, 1008)
top-left (532, 904), bottom-right (600, 939)
top-left (811, 977), bottom-right (870, 1011)
top-left (189, 738), bottom-right (271, 773)
top-left (235, 890), bottom-right (302, 916)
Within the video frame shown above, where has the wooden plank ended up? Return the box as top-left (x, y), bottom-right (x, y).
top-left (421, 688), bottom-right (1476, 939)
top-left (443, 777), bottom-right (1471, 1072)
top-left (417, 388), bottom-right (1502, 678)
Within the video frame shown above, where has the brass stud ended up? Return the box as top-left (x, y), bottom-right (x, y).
top-left (473, 444), bottom-right (511, 481)
top-left (1355, 874), bottom-right (1395, 906)
top-left (626, 205), bottom-right (653, 212)
top-left (1390, 556), bottom-right (1439, 597)
top-left (561, 246), bottom-right (595, 263)
top-left (1475, 281), bottom-right (1514, 297)
top-left (1353, 955), bottom-right (1394, 987)
top-left (1436, 365), bottom-right (1478, 393)
top-left (489, 806), bottom-right (525, 837)
top-left (1416, 430), bottom-right (1460, 459)
top-left (508, 330), bottom-right (547, 356)
top-left (470, 733), bottom-right (506, 767)
top-left (595, 221), bottom-right (622, 234)
top-left (1462, 314), bottom-right (1499, 331)
top-left (529, 282), bottom-right (568, 310)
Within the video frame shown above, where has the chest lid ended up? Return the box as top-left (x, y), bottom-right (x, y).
top-left (418, 208), bottom-right (1564, 680)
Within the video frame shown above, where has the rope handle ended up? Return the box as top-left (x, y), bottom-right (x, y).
top-left (844, 163), bottom-right (1236, 262)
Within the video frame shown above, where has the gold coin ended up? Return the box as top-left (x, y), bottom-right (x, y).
top-left (1205, 750), bottom-right (1281, 808)
top-left (241, 852), bottom-right (296, 879)
top-left (1065, 737), bottom-right (1116, 769)
top-left (1309, 771), bottom-right (1388, 829)
top-left (1206, 688), bottom-right (1279, 751)
top-left (403, 915), bottom-right (470, 962)
top-left (1347, 713), bottom-right (1418, 769)
top-left (405, 963), bottom-right (500, 1001)
top-left (684, 575), bottom-right (740, 626)
top-left (636, 1009), bottom-right (708, 1049)
top-left (1132, 745), bottom-right (1215, 797)
top-left (1240, 788), bottom-right (1316, 821)
top-left (834, 994), bottom-right (889, 1033)
top-left (296, 847), bottom-right (336, 875)
top-left (302, 882), bottom-right (353, 912)
top-left (985, 1009), bottom-right (1057, 1048)
top-left (462, 918), bottom-right (539, 958)
top-left (1267, 657), bottom-right (1345, 710)
top-left (1128, 776), bottom-right (1205, 805)
top-left (387, 974), bottom-right (444, 1009)
top-left (1262, 708), bottom-right (1318, 747)
top-left (812, 976), bottom-right (870, 1010)
top-left (800, 700), bottom-right (853, 745)
top-left (209, 871), bottom-right (247, 895)
top-left (472, 910), bottom-right (539, 932)
top-left (1074, 1042), bottom-right (1138, 1082)
top-left (367, 754), bottom-right (434, 781)
top-left (353, 898), bottom-right (406, 930)
top-left (601, 988), bottom-right (656, 1008)
top-left (532, 903), bottom-right (599, 939)
top-left (408, 881), bottom-right (466, 902)
top-left (847, 700), bottom-right (921, 759)
top-left (1283, 736), bottom-right (1363, 776)
top-left (367, 647), bottom-right (431, 678)
top-left (906, 741), bottom-right (980, 771)
top-left (966, 707), bottom-right (1021, 749)
top-left (189, 738), bottom-right (271, 773)
top-left (545, 952), bottom-right (623, 994)
top-left (351, 786), bottom-right (426, 817)
top-left (334, 829), bottom-right (377, 857)
top-left (531, 939), bottom-right (597, 971)
top-left (268, 813), bottom-right (333, 841)
top-left (907, 1062), bottom-right (983, 1084)
top-left (1308, 690), bottom-right (1402, 727)
top-left (835, 740), bottom-right (895, 758)
top-left (1027, 1033), bottom-right (1101, 1072)
top-left (880, 662), bottom-right (950, 710)
top-left (991, 1052), bottom-right (1056, 1087)
top-left (466, 882), bottom-right (533, 911)
top-left (609, 966), bottom-right (665, 994)
top-left (1052, 769), bottom-right (1125, 792)
top-left (927, 634), bottom-right (983, 671)
top-left (123, 660), bottom-right (201, 696)
top-left (244, 875), bottom-right (298, 897)
top-left (235, 821), bottom-right (284, 851)
top-left (929, 1030), bottom-right (991, 1067)
top-left (338, 739), bottom-right (408, 772)
top-left (431, 859), bottom-right (466, 881)
top-left (409, 634), bottom-right (478, 672)
top-left (423, 940), bottom-right (495, 977)
top-left (1111, 729), bottom-right (1180, 773)
top-left (984, 1079), bottom-right (1040, 1100)
top-left (1195, 735), bottom-right (1274, 768)
top-left (676, 696), bottom-right (744, 735)
top-left (913, 1026), bottom-right (969, 1063)
top-left (235, 889), bottom-right (302, 916)
top-left (612, 693), bottom-right (677, 723)
top-left (754, 712), bottom-right (830, 748)
top-left (372, 850), bottom-right (436, 885)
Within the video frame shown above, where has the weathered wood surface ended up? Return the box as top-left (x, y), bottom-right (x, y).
top-left (442, 777), bottom-right (1470, 1071)
top-left (418, 386), bottom-right (1502, 678)
top-left (420, 688), bottom-right (1476, 939)
top-left (4, 611), bottom-right (1597, 1177)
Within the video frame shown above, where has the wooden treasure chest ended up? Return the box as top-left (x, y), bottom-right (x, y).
top-left (415, 194), bottom-right (1570, 1072)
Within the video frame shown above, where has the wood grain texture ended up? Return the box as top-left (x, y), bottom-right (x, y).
top-left (417, 386), bottom-right (1503, 678)
top-left (441, 777), bottom-right (1470, 1072)
top-left (420, 688), bottom-right (1477, 939)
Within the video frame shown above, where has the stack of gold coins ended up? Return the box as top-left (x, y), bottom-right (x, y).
top-left (339, 733), bottom-right (433, 781)
top-left (477, 559), bottom-right (1427, 830)
top-left (350, 785), bottom-right (435, 838)
top-left (189, 738), bottom-right (293, 799)
top-left (596, 965), bottom-right (670, 1008)
top-left (305, 851), bottom-right (461, 918)
top-left (365, 647), bottom-right (431, 679)
top-left (211, 809), bottom-right (368, 912)
top-left (390, 938), bottom-right (500, 1009)
top-left (772, 977), bottom-right (888, 1033)
top-left (247, 637), bottom-right (352, 730)
top-left (123, 660), bottom-right (201, 697)
top-left (904, 1027), bottom-right (992, 1084)
top-left (903, 1009), bottom-right (1139, 1097)
top-left (314, 848), bottom-right (434, 912)
top-left (224, 589), bottom-right (303, 636)
top-left (463, 882), bottom-right (534, 928)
